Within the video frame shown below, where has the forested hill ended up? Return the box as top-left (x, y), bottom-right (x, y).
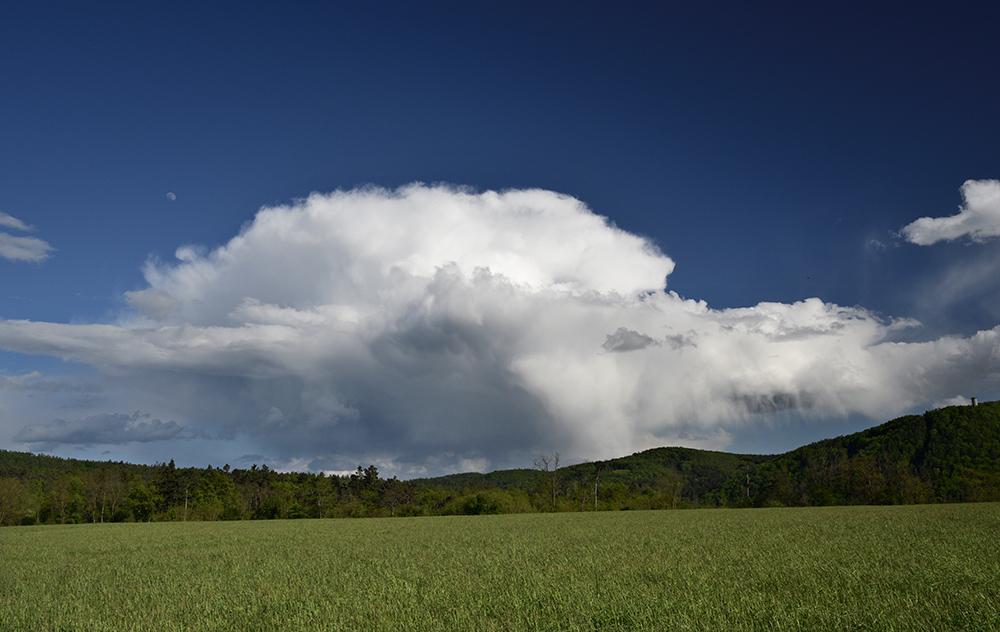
top-left (754, 400), bottom-right (1000, 505)
top-left (1, 401), bottom-right (998, 525)
top-left (410, 448), bottom-right (771, 506)
top-left (415, 400), bottom-right (1000, 506)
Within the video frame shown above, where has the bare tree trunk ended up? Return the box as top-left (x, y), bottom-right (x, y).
top-left (534, 452), bottom-right (560, 509)
top-left (593, 461), bottom-right (606, 510)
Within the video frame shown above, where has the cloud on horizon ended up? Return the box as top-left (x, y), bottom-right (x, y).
top-left (15, 412), bottom-right (188, 446)
top-left (1, 184), bottom-right (999, 476)
top-left (900, 179), bottom-right (1000, 245)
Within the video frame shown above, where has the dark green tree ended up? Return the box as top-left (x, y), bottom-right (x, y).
top-left (153, 459), bottom-right (180, 510)
top-left (125, 483), bottom-right (160, 522)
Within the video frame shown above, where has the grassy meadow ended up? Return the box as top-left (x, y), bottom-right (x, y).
top-left (1, 503), bottom-right (998, 631)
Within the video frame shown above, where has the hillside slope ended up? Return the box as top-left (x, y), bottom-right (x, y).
top-left (750, 401), bottom-right (1000, 505)
top-left (414, 401), bottom-right (1000, 507)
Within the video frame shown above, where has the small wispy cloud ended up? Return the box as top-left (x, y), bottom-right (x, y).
top-left (124, 289), bottom-right (182, 320)
top-left (602, 327), bottom-right (660, 352)
top-left (0, 212), bottom-right (54, 262)
top-left (0, 212), bottom-right (32, 232)
top-left (900, 179), bottom-right (1000, 246)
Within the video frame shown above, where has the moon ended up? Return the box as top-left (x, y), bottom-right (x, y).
top-left (166, 192), bottom-right (176, 201)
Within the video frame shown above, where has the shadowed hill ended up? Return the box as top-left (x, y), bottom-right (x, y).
top-left (410, 447), bottom-right (771, 507)
top-left (749, 400), bottom-right (1000, 505)
top-left (413, 401), bottom-right (1000, 507)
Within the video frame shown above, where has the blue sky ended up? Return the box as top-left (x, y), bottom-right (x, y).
top-left (2, 2), bottom-right (999, 477)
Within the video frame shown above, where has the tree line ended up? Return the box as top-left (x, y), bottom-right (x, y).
top-left (2, 401), bottom-right (998, 526)
top-left (0, 459), bottom-right (421, 525)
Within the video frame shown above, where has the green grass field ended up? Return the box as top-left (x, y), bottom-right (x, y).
top-left (2, 503), bottom-right (998, 631)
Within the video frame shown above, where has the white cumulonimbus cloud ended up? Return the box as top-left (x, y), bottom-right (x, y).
top-left (900, 179), bottom-right (1000, 245)
top-left (1, 183), bottom-right (999, 476)
top-left (0, 212), bottom-right (54, 263)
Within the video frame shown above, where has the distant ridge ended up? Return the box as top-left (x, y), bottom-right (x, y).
top-left (411, 400), bottom-right (1000, 506)
top-left (1, 401), bottom-right (998, 524)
